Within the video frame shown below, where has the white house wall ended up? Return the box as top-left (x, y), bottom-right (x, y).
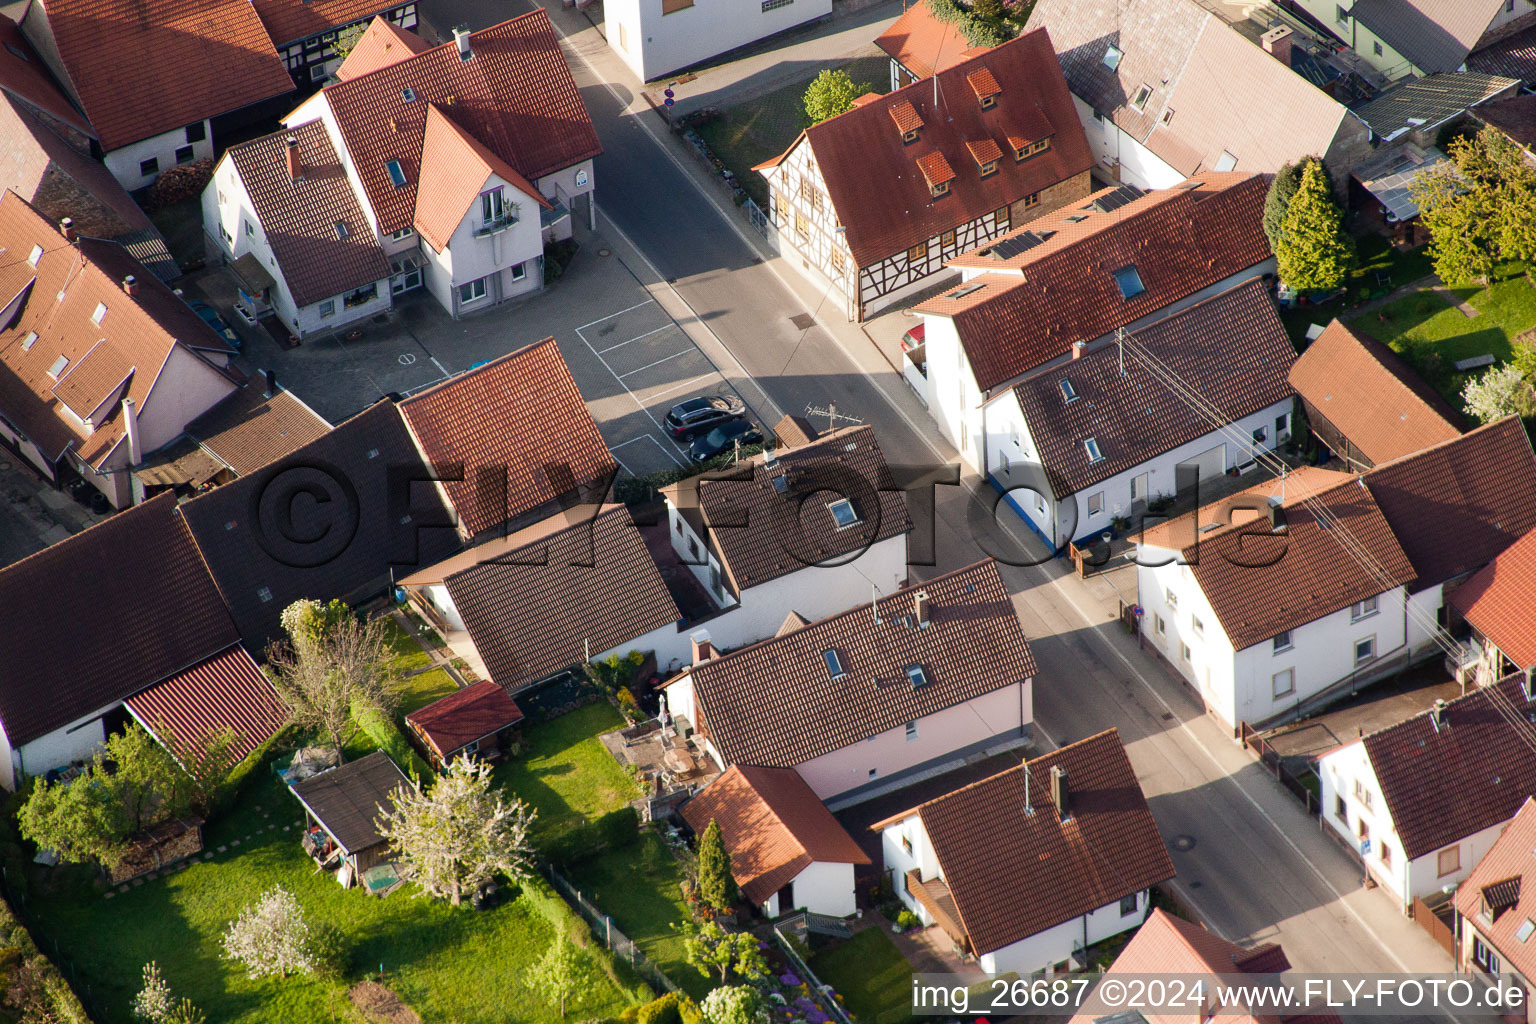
top-left (103, 121), bottom-right (215, 192)
top-left (784, 860), bottom-right (858, 918)
top-left (6, 700), bottom-right (121, 788)
top-left (428, 170), bottom-right (544, 317)
top-left (135, 347), bottom-right (238, 453)
top-left (603, 0), bottom-right (831, 83)
top-left (761, 141), bottom-right (856, 315)
top-left (882, 813), bottom-right (943, 894)
top-left (1138, 556), bottom-right (1240, 721)
top-left (981, 893), bottom-right (1147, 975)
top-left (1068, 94), bottom-right (1185, 192)
top-left (919, 314), bottom-right (984, 467)
top-left (1405, 583), bottom-right (1447, 661)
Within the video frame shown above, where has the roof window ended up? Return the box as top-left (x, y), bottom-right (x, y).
top-left (386, 159), bottom-right (407, 187)
top-left (27, 244), bottom-right (42, 266)
top-left (257, 586), bottom-right (273, 603)
top-left (401, 87), bottom-right (416, 102)
top-left (46, 355), bottom-right (67, 379)
top-left (1214, 150), bottom-right (1238, 172)
top-left (1084, 437), bottom-right (1104, 463)
top-left (20, 331), bottom-right (37, 352)
top-left (1060, 378), bottom-right (1078, 402)
top-left (91, 302), bottom-right (107, 325)
top-left (823, 649), bottom-right (846, 680)
top-left (335, 221), bottom-right (349, 240)
top-left (1519, 919), bottom-right (1536, 943)
top-left (1130, 84), bottom-right (1152, 111)
top-left (1112, 265), bottom-right (1145, 299)
top-left (907, 665), bottom-right (929, 688)
top-left (828, 498), bottom-right (859, 529)
top-left (1102, 44), bottom-right (1123, 71)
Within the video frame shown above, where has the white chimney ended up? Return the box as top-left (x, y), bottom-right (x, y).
top-left (122, 396), bottom-right (142, 465)
top-left (914, 589), bottom-right (930, 627)
top-left (690, 628), bottom-right (714, 664)
top-left (454, 26), bottom-right (472, 61)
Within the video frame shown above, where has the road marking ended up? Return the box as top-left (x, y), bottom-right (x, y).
top-left (429, 355), bottom-right (449, 376)
top-left (574, 320), bottom-right (685, 469)
top-left (576, 299), bottom-right (655, 332)
top-left (651, 372), bottom-right (720, 401)
top-left (598, 324), bottom-right (674, 353)
top-left (607, 449), bottom-right (635, 475)
top-left (608, 434), bottom-right (675, 474)
top-left (618, 349), bottom-right (691, 379)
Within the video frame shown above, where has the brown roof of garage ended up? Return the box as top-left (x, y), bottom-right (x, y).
top-left (405, 680), bottom-right (524, 760)
top-left (186, 382), bottom-right (331, 476)
top-left (125, 644), bottom-right (289, 765)
top-left (290, 750), bottom-right (409, 854)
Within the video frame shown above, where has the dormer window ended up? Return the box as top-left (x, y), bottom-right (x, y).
top-left (386, 159), bottom-right (407, 187)
top-left (1102, 44), bottom-right (1123, 70)
top-left (916, 151), bottom-right (955, 199)
top-left (1084, 437), bottom-right (1104, 463)
top-left (28, 244), bottom-right (42, 266)
top-left (967, 138), bottom-right (1002, 178)
top-left (1011, 135), bottom-right (1050, 161)
top-left (902, 128), bottom-right (918, 143)
top-left (91, 302), bottom-right (107, 325)
top-left (1130, 84), bottom-right (1152, 111)
top-left (966, 67), bottom-right (1000, 109)
top-left (890, 100), bottom-right (923, 142)
top-left (931, 180), bottom-right (949, 197)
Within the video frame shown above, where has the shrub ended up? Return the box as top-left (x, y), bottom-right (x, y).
top-left (896, 909), bottom-right (920, 931)
top-left (600, 807), bottom-right (641, 851)
top-left (309, 922), bottom-right (350, 980)
top-left (352, 703), bottom-right (432, 781)
top-left (637, 992), bottom-right (704, 1024)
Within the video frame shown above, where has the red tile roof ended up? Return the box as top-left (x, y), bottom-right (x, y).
top-left (405, 680), bottom-right (524, 760)
top-left (312, 10), bottom-right (601, 236)
top-left (413, 104), bottom-right (549, 254)
top-left (0, 491), bottom-right (240, 746)
top-left (681, 765), bottom-right (869, 906)
top-left (251, 0), bottom-right (403, 49)
top-left (1363, 417), bottom-right (1536, 589)
top-left (965, 137), bottom-right (1003, 166)
top-left (185, 382), bottom-right (331, 476)
top-left (873, 2), bottom-right (974, 80)
top-left (0, 14), bottom-right (92, 135)
top-left (334, 16), bottom-right (433, 82)
top-left (226, 122), bottom-right (390, 307)
top-left (125, 644), bottom-right (289, 766)
top-left (888, 100), bottom-right (923, 133)
top-left (967, 67), bottom-right (1000, 99)
top-left (398, 338), bottom-right (615, 538)
top-left (1362, 671), bottom-right (1536, 860)
top-left (1289, 320), bottom-right (1461, 465)
top-left (1454, 798), bottom-right (1536, 983)
top-left (1450, 526), bottom-right (1536, 670)
top-left (915, 149), bottom-right (955, 187)
top-left (769, 27), bottom-right (1093, 268)
top-left (895, 730), bottom-right (1173, 956)
top-left (1185, 480), bottom-right (1416, 651)
top-left (676, 560), bottom-right (1036, 769)
top-left (28, 0), bottom-right (294, 151)
top-left (1137, 466), bottom-right (1355, 553)
top-left (422, 506), bottom-right (680, 692)
top-left (660, 425), bottom-right (911, 595)
top-left (923, 173), bottom-right (1270, 390)
top-left (1013, 280), bottom-right (1295, 499)
top-left (0, 191), bottom-right (237, 468)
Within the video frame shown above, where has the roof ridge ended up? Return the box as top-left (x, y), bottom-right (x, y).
top-left (1361, 668), bottom-right (1530, 745)
top-left (1366, 413), bottom-right (1532, 472)
top-left (397, 339), bottom-right (556, 405)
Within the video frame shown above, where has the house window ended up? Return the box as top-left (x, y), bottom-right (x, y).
top-left (401, 86), bottom-right (417, 102)
top-left (1214, 151), bottom-right (1238, 172)
top-left (994, 206), bottom-right (1010, 229)
top-left (1154, 613), bottom-right (1166, 636)
top-left (905, 721), bottom-right (918, 741)
top-left (762, 0), bottom-right (793, 9)
top-left (480, 188), bottom-right (505, 224)
top-left (1438, 846), bottom-right (1461, 877)
top-left (1022, 191), bottom-right (1039, 209)
top-left (389, 227), bottom-right (415, 241)
top-left (795, 212), bottom-right (809, 241)
top-left (185, 122), bottom-right (206, 143)
top-left (1334, 795), bottom-right (1347, 821)
top-left (1353, 780), bottom-right (1373, 809)
top-left (45, 355), bottom-right (68, 379)
top-left (1102, 44), bottom-right (1123, 70)
top-left (344, 283), bottom-right (378, 307)
top-left (387, 160), bottom-right (407, 187)
top-left (1275, 412), bottom-right (1289, 438)
top-left (1354, 636), bottom-right (1376, 665)
top-left (930, 179), bottom-right (949, 197)
top-left (28, 245), bottom-right (42, 266)
top-left (1373, 40), bottom-right (1383, 56)
top-left (91, 302), bottom-right (107, 325)
top-left (828, 498), bottom-right (859, 528)
top-left (908, 242), bottom-right (927, 264)
top-left (663, 0), bottom-right (694, 13)
top-left (1119, 894), bottom-right (1138, 917)
top-left (319, 299), bottom-right (335, 317)
top-left (901, 834), bottom-right (913, 854)
top-left (867, 767), bottom-right (877, 779)
top-left (830, 248), bottom-right (845, 274)
top-left (1165, 589), bottom-right (1178, 611)
top-left (617, 23), bottom-right (627, 51)
top-left (175, 145), bottom-right (195, 164)
top-left (979, 159), bottom-right (997, 177)
top-left (1336, 4), bottom-right (1349, 25)
top-left (688, 537), bottom-right (699, 559)
top-left (458, 278), bottom-right (487, 304)
top-left (1474, 937), bottom-right (1500, 974)
top-left (1084, 437), bottom-right (1104, 463)
top-left (902, 128), bottom-right (919, 144)
top-left (335, 220), bottom-right (349, 239)
top-left (1130, 84), bottom-right (1152, 110)
top-left (1379, 841), bottom-right (1391, 867)
top-left (823, 649), bottom-right (846, 679)
top-left (979, 93), bottom-right (996, 110)
top-left (996, 449), bottom-right (1010, 475)
top-left (510, 262), bottom-right (526, 282)
top-left (1273, 630), bottom-right (1293, 653)
top-left (1191, 615), bottom-right (1204, 636)
top-left (20, 331), bottom-right (36, 351)
top-left (1112, 265), bottom-right (1145, 299)
top-left (244, 219), bottom-right (255, 238)
top-left (1180, 641), bottom-right (1192, 663)
top-left (1357, 818), bottom-right (1369, 841)
top-left (1351, 596), bottom-right (1378, 621)
top-left (140, 157), bottom-right (159, 177)
top-left (1060, 378), bottom-right (1078, 402)
top-left (941, 229), bottom-right (956, 249)
top-left (1161, 108), bottom-right (1174, 125)
top-left (1015, 137), bottom-right (1050, 161)
top-left (1087, 492), bottom-right (1104, 517)
top-left (1252, 425), bottom-right (1267, 443)
top-left (1035, 492), bottom-right (1045, 514)
top-left (1272, 669), bottom-right (1294, 698)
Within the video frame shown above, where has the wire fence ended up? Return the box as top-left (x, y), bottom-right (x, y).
top-left (546, 865), bottom-right (682, 996)
top-left (771, 924), bottom-right (853, 1024)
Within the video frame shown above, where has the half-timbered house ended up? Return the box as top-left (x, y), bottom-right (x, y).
top-left (754, 27), bottom-right (1093, 321)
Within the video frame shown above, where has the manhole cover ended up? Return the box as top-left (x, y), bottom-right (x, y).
top-left (789, 313), bottom-right (815, 330)
top-left (598, 248), bottom-right (611, 257)
top-left (1189, 880), bottom-right (1203, 889)
top-left (1172, 834), bottom-right (1196, 851)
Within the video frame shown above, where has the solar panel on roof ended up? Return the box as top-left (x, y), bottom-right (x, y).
top-left (1091, 184), bottom-right (1145, 213)
top-left (989, 230), bottom-right (1050, 259)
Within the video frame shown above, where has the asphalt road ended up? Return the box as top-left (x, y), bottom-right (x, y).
top-left (429, 0), bottom-right (1457, 986)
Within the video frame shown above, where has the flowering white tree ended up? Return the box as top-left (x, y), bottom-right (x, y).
top-left (221, 886), bottom-right (316, 979)
top-left (377, 754), bottom-right (536, 906)
top-left (1461, 363), bottom-right (1536, 423)
top-left (132, 961), bottom-right (174, 1021)
top-left (702, 985), bottom-right (769, 1024)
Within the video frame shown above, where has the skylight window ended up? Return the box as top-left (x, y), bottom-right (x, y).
top-left (386, 159), bottom-right (407, 187)
top-left (46, 355), bottom-right (68, 379)
top-left (1112, 265), bottom-right (1146, 299)
top-left (1102, 44), bottom-right (1123, 71)
top-left (906, 665), bottom-right (929, 688)
top-left (823, 649), bottom-right (845, 680)
top-left (401, 86), bottom-right (416, 102)
top-left (1084, 437), bottom-right (1104, 463)
top-left (828, 498), bottom-right (859, 529)
top-left (1519, 919), bottom-right (1536, 943)
top-left (20, 331), bottom-right (37, 352)
top-left (1214, 150), bottom-right (1238, 172)
top-left (91, 302), bottom-right (107, 325)
top-left (1130, 84), bottom-right (1152, 110)
top-left (335, 221), bottom-right (349, 240)
top-left (257, 586), bottom-right (273, 603)
top-left (27, 244), bottom-right (42, 267)
top-left (1060, 379), bottom-right (1078, 402)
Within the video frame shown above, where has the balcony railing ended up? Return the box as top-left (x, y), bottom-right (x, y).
top-left (473, 210), bottom-right (519, 238)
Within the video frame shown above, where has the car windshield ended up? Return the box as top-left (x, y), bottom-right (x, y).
top-left (703, 427), bottom-right (729, 447)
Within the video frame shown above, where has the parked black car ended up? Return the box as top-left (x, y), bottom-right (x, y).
top-left (664, 395), bottom-right (745, 439)
top-left (688, 418), bottom-right (763, 462)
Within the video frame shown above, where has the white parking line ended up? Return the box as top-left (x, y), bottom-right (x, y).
top-left (651, 372), bottom-right (720, 402)
top-left (574, 321), bottom-right (685, 469)
top-left (598, 324), bottom-right (673, 354)
top-left (608, 449), bottom-right (635, 475)
top-left (576, 299), bottom-right (655, 332)
top-left (617, 349), bottom-right (691, 379)
top-left (608, 434), bottom-right (676, 474)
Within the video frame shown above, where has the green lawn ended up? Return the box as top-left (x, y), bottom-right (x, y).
top-left (565, 831), bottom-right (707, 1000)
top-left (26, 770), bottom-right (641, 1024)
top-left (1279, 237), bottom-right (1437, 348)
top-left (495, 702), bottom-right (639, 846)
top-left (808, 927), bottom-right (914, 1024)
top-left (379, 614), bottom-right (434, 673)
top-left (391, 667), bottom-right (459, 716)
top-left (694, 56), bottom-right (891, 208)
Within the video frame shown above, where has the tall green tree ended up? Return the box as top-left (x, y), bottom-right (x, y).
top-left (528, 932), bottom-right (590, 1018)
top-left (266, 600), bottom-right (399, 762)
top-left (105, 723), bottom-right (191, 832)
top-left (696, 819), bottom-right (738, 912)
top-left (1411, 125), bottom-right (1536, 286)
top-left (682, 922), bottom-right (767, 984)
top-left (1275, 160), bottom-right (1354, 293)
top-left (1262, 157), bottom-right (1326, 252)
top-left (803, 70), bottom-right (872, 125)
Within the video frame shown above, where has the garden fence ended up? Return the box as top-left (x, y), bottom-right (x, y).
top-left (744, 198), bottom-right (776, 244)
top-left (546, 865), bottom-right (682, 995)
top-left (771, 924), bottom-right (853, 1024)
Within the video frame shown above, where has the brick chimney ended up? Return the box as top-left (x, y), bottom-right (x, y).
top-left (690, 628), bottom-right (714, 664)
top-left (1261, 25), bottom-right (1293, 68)
top-left (122, 274), bottom-right (138, 297)
top-left (59, 217), bottom-right (75, 241)
top-left (1071, 340), bottom-right (1087, 360)
top-left (1051, 765), bottom-right (1070, 821)
top-left (286, 135), bottom-right (302, 182)
top-left (914, 589), bottom-right (930, 628)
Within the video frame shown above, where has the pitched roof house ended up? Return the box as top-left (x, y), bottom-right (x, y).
top-left (878, 729), bottom-right (1173, 975)
top-left (681, 765), bottom-right (870, 917)
top-left (1029, 0), bottom-right (1372, 191)
top-left (1137, 475), bottom-right (1418, 728)
top-left (0, 191), bottom-right (239, 509)
top-left (1449, 526), bottom-right (1536, 685)
top-left (19, 0), bottom-right (295, 190)
top-left (873, 2), bottom-right (977, 90)
top-left (1354, 72), bottom-right (1520, 142)
top-left (754, 28), bottom-right (1094, 320)
top-left (398, 338), bottom-right (617, 541)
top-left (0, 14), bottom-right (92, 144)
top-left (206, 12), bottom-right (601, 336)
top-left (124, 644), bottom-right (290, 769)
top-left (334, 17), bottom-right (433, 82)
top-left (0, 491), bottom-right (244, 788)
top-left (250, 0), bottom-right (421, 86)
top-left (1298, 0), bottom-right (1536, 79)
top-left (290, 751), bottom-right (410, 883)
top-left (659, 424), bottom-right (912, 652)
top-left (405, 680), bottom-right (524, 772)
top-left (1454, 797), bottom-right (1536, 984)
top-left (914, 173), bottom-right (1272, 475)
top-left (398, 505), bottom-right (685, 692)
top-left (663, 559), bottom-right (1036, 806)
top-left (997, 279), bottom-right (1297, 547)
top-left (1288, 320), bottom-right (1461, 470)
top-left (1320, 670), bottom-right (1536, 911)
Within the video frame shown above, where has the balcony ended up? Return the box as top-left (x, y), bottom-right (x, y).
top-left (472, 211), bottom-right (519, 238)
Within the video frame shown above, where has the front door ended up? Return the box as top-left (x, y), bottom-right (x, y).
top-left (1130, 473), bottom-right (1149, 519)
top-left (775, 881), bottom-right (794, 916)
